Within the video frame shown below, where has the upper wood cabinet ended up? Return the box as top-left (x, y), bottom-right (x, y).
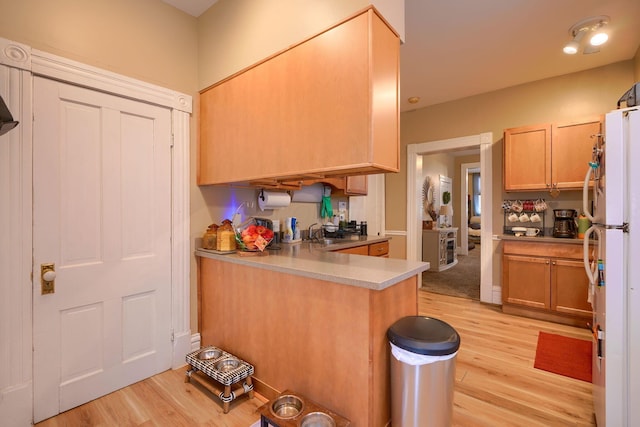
top-left (198, 7), bottom-right (400, 186)
top-left (345, 175), bottom-right (368, 195)
top-left (503, 117), bottom-right (602, 192)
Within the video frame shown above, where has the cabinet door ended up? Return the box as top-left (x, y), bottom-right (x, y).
top-left (552, 118), bottom-right (602, 189)
top-left (502, 254), bottom-right (550, 309)
top-left (504, 124), bottom-right (551, 191)
top-left (346, 175), bottom-right (368, 195)
top-left (551, 259), bottom-right (592, 319)
top-left (368, 241), bottom-right (388, 257)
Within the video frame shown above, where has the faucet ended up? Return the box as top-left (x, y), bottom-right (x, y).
top-left (308, 223), bottom-right (321, 241)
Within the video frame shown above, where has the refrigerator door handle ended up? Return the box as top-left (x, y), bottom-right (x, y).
top-left (583, 165), bottom-right (598, 223)
top-left (583, 225), bottom-right (601, 286)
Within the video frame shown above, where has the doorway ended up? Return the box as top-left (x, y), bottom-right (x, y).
top-left (32, 77), bottom-right (173, 421)
top-left (0, 40), bottom-right (192, 425)
top-left (406, 133), bottom-right (497, 304)
top-left (459, 162), bottom-right (481, 257)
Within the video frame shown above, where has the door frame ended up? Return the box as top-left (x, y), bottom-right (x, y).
top-left (0, 37), bottom-right (191, 423)
top-left (30, 48), bottom-right (193, 369)
top-left (458, 162), bottom-right (480, 257)
top-left (406, 133), bottom-right (497, 304)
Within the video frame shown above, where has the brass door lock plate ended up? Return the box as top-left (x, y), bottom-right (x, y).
top-left (41, 263), bottom-right (56, 295)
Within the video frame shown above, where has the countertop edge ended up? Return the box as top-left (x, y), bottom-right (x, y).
top-left (500, 234), bottom-right (594, 244)
top-left (196, 238), bottom-right (430, 291)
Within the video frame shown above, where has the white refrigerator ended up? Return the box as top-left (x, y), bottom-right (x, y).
top-left (583, 106), bottom-right (640, 426)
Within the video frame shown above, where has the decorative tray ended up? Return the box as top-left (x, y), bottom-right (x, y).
top-left (199, 248), bottom-right (237, 255)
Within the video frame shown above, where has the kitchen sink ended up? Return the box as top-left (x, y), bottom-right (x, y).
top-left (316, 237), bottom-right (360, 246)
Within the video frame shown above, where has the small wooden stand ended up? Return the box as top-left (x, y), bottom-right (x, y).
top-left (185, 346), bottom-right (255, 414)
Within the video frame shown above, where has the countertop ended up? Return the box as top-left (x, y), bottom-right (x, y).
top-left (500, 234), bottom-right (594, 245)
top-left (196, 236), bottom-right (430, 291)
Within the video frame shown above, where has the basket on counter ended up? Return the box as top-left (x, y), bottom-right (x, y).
top-left (235, 218), bottom-right (274, 252)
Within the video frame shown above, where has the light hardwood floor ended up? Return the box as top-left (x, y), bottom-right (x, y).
top-left (36, 291), bottom-right (595, 426)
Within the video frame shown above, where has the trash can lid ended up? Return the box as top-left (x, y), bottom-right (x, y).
top-left (387, 316), bottom-right (460, 356)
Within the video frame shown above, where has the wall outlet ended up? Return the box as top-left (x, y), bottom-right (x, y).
top-left (338, 201), bottom-right (347, 211)
top-left (247, 200), bottom-right (255, 209)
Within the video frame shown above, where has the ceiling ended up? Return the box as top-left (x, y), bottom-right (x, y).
top-left (163, 0), bottom-right (640, 112)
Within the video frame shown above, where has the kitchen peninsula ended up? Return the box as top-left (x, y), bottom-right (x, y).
top-left (196, 237), bottom-right (429, 426)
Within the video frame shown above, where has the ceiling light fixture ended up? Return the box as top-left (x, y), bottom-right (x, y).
top-left (563, 15), bottom-right (610, 55)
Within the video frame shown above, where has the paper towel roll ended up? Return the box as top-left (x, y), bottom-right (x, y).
top-left (258, 191), bottom-right (291, 211)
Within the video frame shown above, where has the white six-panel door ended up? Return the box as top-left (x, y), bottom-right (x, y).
top-left (32, 76), bottom-right (173, 422)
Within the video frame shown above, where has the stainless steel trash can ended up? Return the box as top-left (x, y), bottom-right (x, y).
top-left (387, 316), bottom-right (460, 427)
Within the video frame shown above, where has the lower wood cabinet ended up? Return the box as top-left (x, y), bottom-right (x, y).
top-left (335, 245), bottom-right (369, 255)
top-left (197, 255), bottom-right (417, 425)
top-left (333, 240), bottom-right (388, 257)
top-left (368, 241), bottom-right (389, 257)
top-left (502, 240), bottom-right (592, 327)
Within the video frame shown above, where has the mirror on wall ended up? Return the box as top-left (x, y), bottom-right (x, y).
top-left (439, 175), bottom-right (452, 227)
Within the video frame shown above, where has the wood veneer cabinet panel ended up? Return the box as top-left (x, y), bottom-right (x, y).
top-left (368, 241), bottom-right (389, 256)
top-left (551, 258), bottom-right (592, 318)
top-left (503, 117), bottom-right (602, 192)
top-left (504, 124), bottom-right (551, 191)
top-left (198, 8), bottom-right (399, 185)
top-left (198, 256), bottom-right (417, 426)
top-left (503, 254), bottom-right (550, 310)
top-left (502, 240), bottom-right (592, 326)
top-left (552, 118), bottom-right (602, 189)
top-left (502, 241), bottom-right (583, 258)
top-left (345, 175), bottom-right (368, 195)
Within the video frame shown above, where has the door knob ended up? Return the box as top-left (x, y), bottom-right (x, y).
top-left (43, 270), bottom-right (56, 281)
top-left (41, 263), bottom-right (55, 295)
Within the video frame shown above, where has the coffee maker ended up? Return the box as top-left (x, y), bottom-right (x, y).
top-left (552, 209), bottom-right (577, 238)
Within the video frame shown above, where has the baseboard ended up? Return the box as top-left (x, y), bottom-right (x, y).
top-left (0, 380), bottom-right (32, 426)
top-left (171, 330), bottom-right (193, 369)
top-left (251, 377), bottom-right (279, 402)
top-left (502, 304), bottom-right (590, 328)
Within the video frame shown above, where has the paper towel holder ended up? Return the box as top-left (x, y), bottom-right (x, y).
top-left (257, 189), bottom-right (292, 211)
top-left (259, 188), bottom-right (292, 201)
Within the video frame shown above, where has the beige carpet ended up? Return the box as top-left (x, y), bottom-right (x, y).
top-left (421, 245), bottom-right (480, 300)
